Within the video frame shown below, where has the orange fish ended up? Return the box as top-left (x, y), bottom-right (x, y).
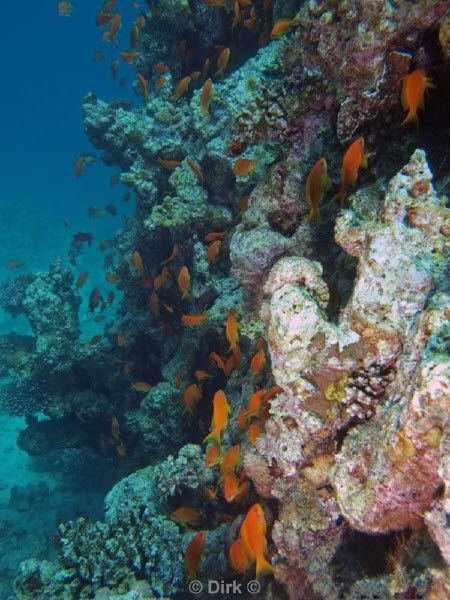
top-left (89, 334), bottom-right (102, 346)
top-left (187, 158), bottom-right (204, 184)
top-left (103, 0), bottom-right (118, 11)
top-left (305, 158), bottom-right (330, 222)
top-left (176, 39), bottom-right (187, 56)
top-left (246, 389), bottom-right (265, 418)
top-left (161, 243), bottom-right (179, 265)
top-left (58, 1), bottom-right (73, 17)
top-left (130, 381), bottom-right (152, 392)
top-left (215, 48), bottom-right (230, 78)
top-left (231, 0), bottom-right (241, 31)
top-left (157, 157), bottom-right (181, 170)
top-left (234, 194), bottom-right (249, 220)
top-left (220, 445), bottom-right (240, 480)
top-left (170, 506), bottom-right (200, 527)
top-left (205, 231), bottom-right (227, 242)
top-left (154, 266), bottom-right (169, 289)
top-left (263, 385), bottom-right (283, 403)
top-left (233, 480), bottom-right (250, 505)
top-left (185, 530), bottom-right (206, 581)
top-left (111, 59), bottom-right (119, 78)
top-left (331, 137), bottom-right (367, 206)
top-left (88, 286), bottom-right (103, 312)
top-left (237, 408), bottom-right (248, 431)
top-left (175, 368), bottom-right (183, 387)
top-left (195, 370), bottom-right (212, 380)
top-left (119, 77), bottom-right (127, 86)
top-left (205, 443), bottom-right (221, 468)
top-left (162, 301), bottom-right (173, 313)
top-left (116, 441), bottom-right (126, 456)
top-left (233, 158), bottom-right (254, 177)
top-left (226, 308), bottom-right (240, 351)
top-left (130, 25), bottom-right (140, 49)
top-left (203, 389), bottom-right (231, 448)
top-left (182, 310), bottom-right (210, 327)
top-left (117, 332), bottom-right (127, 346)
top-left (137, 73), bottom-right (149, 100)
top-left (123, 360), bottom-right (133, 374)
top-left (64, 220), bottom-right (71, 228)
top-left (103, 12), bottom-right (121, 40)
top-left (203, 58), bottom-right (210, 78)
top-left (204, 487), bottom-right (217, 501)
top-left (133, 250), bottom-right (145, 276)
top-left (96, 10), bottom-right (112, 26)
top-left (149, 292), bottom-right (160, 317)
top-left (251, 349), bottom-right (265, 377)
top-left (177, 266), bottom-right (191, 299)
top-left (171, 76), bottom-right (191, 102)
top-left (209, 351), bottom-right (227, 373)
top-left (135, 14), bottom-right (146, 29)
top-left (119, 51), bottom-right (141, 64)
top-left (191, 71), bottom-right (202, 80)
top-left (240, 504), bottom-right (275, 580)
top-left (75, 411), bottom-right (88, 423)
top-left (155, 76), bottom-right (167, 88)
top-left (200, 79), bottom-right (212, 115)
top-left (74, 272), bottom-right (88, 291)
top-left (111, 416), bottom-right (120, 441)
top-left (153, 63), bottom-right (168, 73)
top-left (183, 383), bottom-right (202, 417)
top-left (105, 272), bottom-right (120, 283)
top-left (93, 51), bottom-right (106, 62)
top-left (401, 68), bottom-right (434, 127)
top-left (74, 155), bottom-right (85, 178)
top-left (224, 473), bottom-right (242, 502)
top-left (100, 239), bottom-right (113, 250)
top-left (230, 538), bottom-right (249, 574)
top-left (206, 240), bottom-right (221, 264)
top-left (270, 19), bottom-right (297, 39)
top-left (249, 421), bottom-right (264, 445)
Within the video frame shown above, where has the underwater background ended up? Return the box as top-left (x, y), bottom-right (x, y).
top-left (0, 1), bottom-right (449, 599)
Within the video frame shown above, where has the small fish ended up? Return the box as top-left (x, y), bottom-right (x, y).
top-left (187, 158), bottom-right (204, 184)
top-left (102, 12), bottom-right (121, 41)
top-left (251, 349), bottom-right (265, 377)
top-left (203, 58), bottom-right (210, 78)
top-left (93, 51), bottom-right (106, 62)
top-left (75, 411), bottom-right (88, 423)
top-left (100, 239), bottom-right (113, 250)
top-left (171, 76), bottom-right (191, 102)
top-left (154, 266), bottom-right (169, 289)
top-left (185, 530), bottom-right (206, 582)
top-left (130, 381), bottom-right (152, 392)
top-left (200, 79), bottom-right (212, 115)
top-left (96, 10), bottom-right (112, 26)
top-left (155, 76), bottom-right (167, 88)
top-left (183, 383), bottom-right (202, 417)
top-left (170, 506), bottom-right (200, 527)
top-left (105, 204), bottom-right (117, 216)
top-left (206, 240), bottom-right (221, 264)
top-left (161, 243), bottom-right (179, 265)
top-left (130, 25), bottom-right (140, 49)
top-left (153, 63), bottom-right (168, 73)
top-left (178, 266), bottom-right (191, 299)
top-left (88, 287), bottom-right (103, 312)
top-left (234, 194), bottom-right (249, 220)
top-left (122, 191), bottom-right (130, 202)
top-left (249, 421), bottom-right (264, 445)
top-left (305, 158), bottom-right (330, 222)
top-left (205, 443), bottom-right (221, 468)
top-left (74, 155), bottom-right (85, 178)
top-left (203, 389), bottom-right (231, 448)
top-left (203, 487), bottom-right (217, 501)
top-left (119, 51), bottom-right (141, 64)
top-left (331, 137), bottom-right (367, 206)
top-left (195, 370), bottom-right (212, 380)
top-left (149, 292), bottom-right (160, 317)
top-left (119, 77), bottom-right (127, 86)
top-left (237, 408), bottom-right (248, 431)
top-left (123, 360), bottom-right (133, 374)
top-left (270, 19), bottom-right (297, 39)
top-left (162, 301), bottom-right (173, 313)
top-left (6, 260), bottom-right (24, 270)
top-left (231, 0), bottom-right (241, 31)
top-left (175, 39), bottom-right (187, 56)
top-left (64, 220), bottom-right (71, 228)
top-left (233, 158), bottom-right (254, 177)
top-left (116, 441), bottom-right (126, 456)
top-left (89, 334), bottom-right (102, 346)
top-left (230, 538), bottom-right (249, 575)
top-left (103, 0), bottom-right (118, 11)
top-left (111, 416), bottom-right (120, 441)
top-left (225, 308), bottom-right (240, 351)
top-left (182, 310), bottom-right (210, 327)
top-left (58, 1), bottom-right (73, 17)
top-left (137, 73), bottom-right (149, 100)
top-left (117, 332), bottom-right (127, 346)
top-left (191, 71), bottom-right (202, 80)
top-left (174, 368), bottom-right (183, 387)
top-left (75, 272), bottom-right (88, 291)
top-left (110, 174), bottom-right (120, 186)
top-left (209, 351), bottom-right (227, 373)
top-left (73, 231), bottom-right (94, 245)
top-left (220, 445), bottom-right (240, 480)
top-left (401, 68), bottom-right (434, 127)
top-left (133, 250), bottom-right (145, 276)
top-left (224, 473), bottom-right (243, 502)
top-left (111, 59), bottom-right (119, 78)
top-left (135, 14), bottom-right (146, 29)
top-left (215, 48), bottom-right (230, 78)
top-left (157, 157), bottom-right (181, 170)
top-left (205, 231), bottom-right (227, 242)
top-left (240, 504), bottom-right (275, 580)
top-left (105, 272), bottom-right (120, 283)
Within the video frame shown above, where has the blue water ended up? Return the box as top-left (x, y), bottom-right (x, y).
top-left (0, 2), bottom-right (140, 594)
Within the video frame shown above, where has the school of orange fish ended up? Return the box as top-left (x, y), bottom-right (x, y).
top-left (50, 0), bottom-right (440, 585)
